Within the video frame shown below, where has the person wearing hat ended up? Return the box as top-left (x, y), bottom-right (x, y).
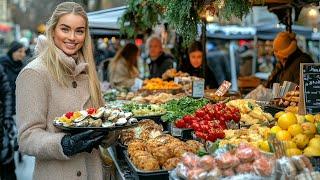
top-left (265, 32), bottom-right (313, 88)
top-left (0, 41), bottom-right (26, 114)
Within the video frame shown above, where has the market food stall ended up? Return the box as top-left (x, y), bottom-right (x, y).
top-left (52, 71), bottom-right (320, 179)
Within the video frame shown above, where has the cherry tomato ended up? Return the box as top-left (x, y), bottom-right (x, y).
top-left (175, 119), bottom-right (186, 128)
top-left (183, 115), bottom-right (194, 124)
top-left (87, 108), bottom-right (96, 115)
top-left (195, 131), bottom-right (204, 139)
top-left (192, 123), bottom-right (201, 131)
top-left (195, 109), bottom-right (205, 118)
top-left (65, 112), bottom-right (74, 119)
top-left (203, 114), bottom-right (211, 122)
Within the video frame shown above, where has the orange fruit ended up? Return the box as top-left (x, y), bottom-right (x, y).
top-left (278, 112), bottom-right (297, 130)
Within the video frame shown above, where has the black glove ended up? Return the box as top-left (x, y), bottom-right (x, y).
top-left (61, 130), bottom-right (106, 157)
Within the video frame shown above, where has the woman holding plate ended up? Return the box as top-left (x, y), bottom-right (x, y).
top-left (16, 2), bottom-right (116, 179)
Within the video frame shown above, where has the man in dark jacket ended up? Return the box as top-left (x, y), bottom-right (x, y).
top-left (266, 32), bottom-right (314, 88)
top-left (146, 36), bottom-right (174, 78)
top-left (0, 41), bottom-right (26, 115)
top-left (0, 64), bottom-right (16, 180)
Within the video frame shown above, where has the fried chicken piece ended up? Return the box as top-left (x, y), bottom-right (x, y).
top-left (135, 156), bottom-right (160, 171)
top-left (128, 140), bottom-right (146, 155)
top-left (151, 146), bottom-right (173, 166)
top-left (186, 140), bottom-right (204, 153)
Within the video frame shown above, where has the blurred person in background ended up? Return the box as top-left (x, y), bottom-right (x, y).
top-left (0, 64), bottom-right (16, 180)
top-left (0, 41), bottom-right (26, 162)
top-left (108, 43), bottom-right (142, 91)
top-left (146, 35), bottom-right (174, 78)
top-left (179, 41), bottom-right (217, 88)
top-left (266, 32), bottom-right (313, 88)
top-left (0, 41), bottom-right (26, 114)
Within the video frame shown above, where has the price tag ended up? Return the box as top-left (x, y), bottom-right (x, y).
top-left (299, 63), bottom-right (320, 114)
top-left (215, 80), bottom-right (232, 97)
top-left (192, 78), bottom-right (205, 98)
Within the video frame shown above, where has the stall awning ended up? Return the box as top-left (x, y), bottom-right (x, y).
top-left (87, 6), bottom-right (126, 35)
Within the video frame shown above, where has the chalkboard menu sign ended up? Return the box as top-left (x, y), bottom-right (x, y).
top-left (299, 63), bottom-right (320, 114)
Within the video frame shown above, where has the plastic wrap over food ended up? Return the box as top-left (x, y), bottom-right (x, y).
top-left (206, 168), bottom-right (222, 180)
top-left (222, 168), bottom-right (235, 177)
top-left (276, 157), bottom-right (297, 179)
top-left (235, 145), bottom-right (255, 163)
top-left (216, 152), bottom-right (240, 169)
top-left (252, 156), bottom-right (275, 177)
top-left (181, 152), bottom-right (201, 169)
top-left (235, 163), bottom-right (254, 174)
top-left (175, 163), bottom-right (188, 179)
top-left (199, 155), bottom-right (216, 171)
top-left (187, 168), bottom-right (207, 180)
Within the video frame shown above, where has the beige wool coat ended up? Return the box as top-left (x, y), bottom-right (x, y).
top-left (16, 53), bottom-right (105, 180)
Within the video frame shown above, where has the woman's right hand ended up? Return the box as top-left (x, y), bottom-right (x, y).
top-left (61, 130), bottom-right (105, 157)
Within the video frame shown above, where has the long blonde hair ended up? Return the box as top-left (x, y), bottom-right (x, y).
top-left (40, 2), bottom-right (103, 108)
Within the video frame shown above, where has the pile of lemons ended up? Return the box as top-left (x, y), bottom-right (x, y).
top-left (269, 112), bottom-right (320, 157)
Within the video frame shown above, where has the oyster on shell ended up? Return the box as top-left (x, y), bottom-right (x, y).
top-left (116, 118), bottom-right (127, 126)
top-left (92, 107), bottom-right (105, 119)
top-left (104, 108), bottom-right (112, 118)
top-left (124, 112), bottom-right (133, 119)
top-left (102, 121), bottom-right (115, 127)
top-left (128, 118), bottom-right (138, 124)
top-left (73, 119), bottom-right (89, 127)
top-left (88, 118), bottom-right (102, 127)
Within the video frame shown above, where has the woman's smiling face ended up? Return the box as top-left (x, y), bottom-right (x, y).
top-left (53, 13), bottom-right (86, 56)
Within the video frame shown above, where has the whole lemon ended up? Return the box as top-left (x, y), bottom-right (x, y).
top-left (305, 114), bottom-right (315, 123)
top-left (275, 111), bottom-right (285, 119)
top-left (271, 126), bottom-right (282, 134)
top-left (293, 133), bottom-right (309, 149)
top-left (286, 148), bottom-right (302, 157)
top-left (276, 130), bottom-right (292, 141)
top-left (288, 124), bottom-right (303, 136)
top-left (303, 146), bottom-right (320, 157)
top-left (258, 140), bottom-right (270, 152)
top-left (308, 137), bottom-right (320, 149)
top-left (278, 112), bottom-right (297, 130)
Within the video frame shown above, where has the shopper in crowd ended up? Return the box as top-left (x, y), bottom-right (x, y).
top-left (179, 41), bottom-right (217, 88)
top-left (146, 35), bottom-right (174, 78)
top-left (108, 43), bottom-right (142, 90)
top-left (15, 2), bottom-right (116, 180)
top-left (0, 41), bottom-right (26, 115)
top-left (266, 32), bottom-right (313, 88)
top-left (0, 64), bottom-right (16, 180)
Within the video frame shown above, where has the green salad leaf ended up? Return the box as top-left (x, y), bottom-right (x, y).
top-left (161, 97), bottom-right (209, 122)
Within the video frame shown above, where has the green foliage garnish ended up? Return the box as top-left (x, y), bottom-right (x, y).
top-left (161, 97), bottom-right (209, 122)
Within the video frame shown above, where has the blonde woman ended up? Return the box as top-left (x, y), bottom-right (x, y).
top-left (108, 43), bottom-right (142, 90)
top-left (15, 2), bottom-right (116, 179)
